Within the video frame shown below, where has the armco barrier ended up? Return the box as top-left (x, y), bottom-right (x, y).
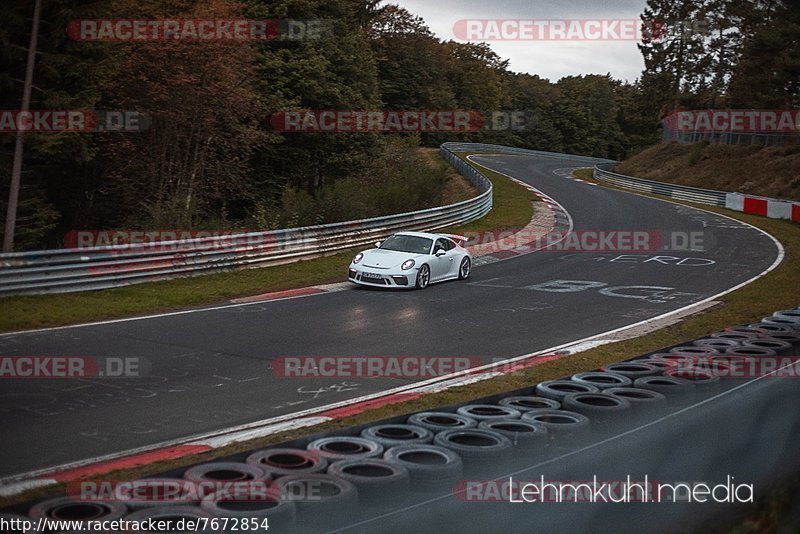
top-left (4, 142), bottom-right (792, 296)
top-left (0, 145), bottom-right (491, 296)
top-left (593, 163), bottom-right (727, 206)
top-left (726, 191), bottom-right (800, 223)
top-left (594, 162), bottom-right (800, 223)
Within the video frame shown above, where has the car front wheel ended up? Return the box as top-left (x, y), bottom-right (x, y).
top-left (416, 264), bottom-right (430, 289)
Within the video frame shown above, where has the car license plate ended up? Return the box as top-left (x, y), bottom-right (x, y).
top-left (362, 272), bottom-right (382, 280)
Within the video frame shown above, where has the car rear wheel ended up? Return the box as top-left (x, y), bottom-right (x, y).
top-left (458, 257), bottom-right (471, 280)
top-left (416, 264), bottom-right (430, 289)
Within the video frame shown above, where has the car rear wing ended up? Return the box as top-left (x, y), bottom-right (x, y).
top-left (441, 234), bottom-right (470, 244)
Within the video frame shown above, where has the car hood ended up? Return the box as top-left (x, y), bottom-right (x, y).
top-left (359, 248), bottom-right (427, 269)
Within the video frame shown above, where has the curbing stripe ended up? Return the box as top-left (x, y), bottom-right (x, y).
top-left (0, 154), bottom-right (783, 498)
top-left (318, 393), bottom-right (422, 419)
top-left (46, 445), bottom-right (213, 482)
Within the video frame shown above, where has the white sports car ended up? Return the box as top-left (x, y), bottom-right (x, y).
top-left (348, 231), bottom-right (472, 289)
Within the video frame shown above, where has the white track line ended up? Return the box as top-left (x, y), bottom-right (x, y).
top-left (0, 282), bottom-right (355, 337)
top-left (0, 155), bottom-right (562, 337)
top-left (0, 155), bottom-right (785, 488)
top-left (331, 358), bottom-right (800, 532)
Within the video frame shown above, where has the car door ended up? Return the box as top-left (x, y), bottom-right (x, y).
top-left (442, 238), bottom-right (461, 278)
top-left (429, 238), bottom-right (453, 281)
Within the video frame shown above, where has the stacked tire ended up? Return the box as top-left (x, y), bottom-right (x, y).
top-left (19, 306), bottom-right (800, 533)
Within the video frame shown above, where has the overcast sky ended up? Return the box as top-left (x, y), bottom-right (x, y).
top-left (394, 0), bottom-right (649, 82)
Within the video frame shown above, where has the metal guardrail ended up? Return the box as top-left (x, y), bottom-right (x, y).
top-left (0, 145), bottom-right (492, 296)
top-left (6, 141), bottom-right (761, 297)
top-left (444, 142), bottom-right (726, 206)
top-left (593, 163), bottom-right (728, 206)
top-left (458, 143), bottom-right (796, 219)
top-left (593, 163), bottom-right (800, 225)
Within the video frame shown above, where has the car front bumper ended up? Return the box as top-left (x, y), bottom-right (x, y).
top-left (348, 266), bottom-right (413, 288)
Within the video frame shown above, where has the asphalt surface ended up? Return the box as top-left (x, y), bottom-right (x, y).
top-left (0, 154), bottom-right (780, 478)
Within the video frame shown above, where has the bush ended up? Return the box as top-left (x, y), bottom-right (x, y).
top-left (275, 138), bottom-right (456, 228)
top-left (688, 140), bottom-right (710, 165)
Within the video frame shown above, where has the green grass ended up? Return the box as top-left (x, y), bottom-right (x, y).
top-left (445, 152), bottom-right (536, 233)
top-left (158, 181), bottom-right (797, 475)
top-left (710, 474), bottom-right (800, 533)
top-left (0, 152), bottom-right (535, 333)
top-left (420, 148), bottom-right (478, 204)
top-left (612, 141), bottom-right (800, 200)
top-left (0, 250), bottom-right (358, 332)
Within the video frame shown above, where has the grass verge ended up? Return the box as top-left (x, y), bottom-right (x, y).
top-left (3, 166), bottom-right (796, 508)
top-left (613, 141), bottom-right (800, 200)
top-left (444, 152), bottom-right (535, 234)
top-left (420, 148), bottom-right (478, 204)
top-left (0, 152), bottom-right (535, 333)
top-left (704, 474), bottom-right (800, 533)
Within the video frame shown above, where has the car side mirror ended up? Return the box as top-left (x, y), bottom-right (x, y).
top-left (375, 241), bottom-right (382, 248)
top-left (435, 250), bottom-right (446, 257)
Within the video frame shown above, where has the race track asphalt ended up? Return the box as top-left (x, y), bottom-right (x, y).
top-left (0, 154), bottom-right (780, 478)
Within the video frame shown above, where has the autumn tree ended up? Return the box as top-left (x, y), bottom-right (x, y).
top-left (0, 0), bottom-right (116, 248)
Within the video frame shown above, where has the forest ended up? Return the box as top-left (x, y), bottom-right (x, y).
top-left (0, 0), bottom-right (797, 249)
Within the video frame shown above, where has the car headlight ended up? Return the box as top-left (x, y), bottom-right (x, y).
top-left (401, 259), bottom-right (415, 270)
top-left (353, 253), bottom-right (364, 264)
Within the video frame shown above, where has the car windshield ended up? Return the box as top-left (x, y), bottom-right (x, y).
top-left (379, 235), bottom-right (433, 254)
